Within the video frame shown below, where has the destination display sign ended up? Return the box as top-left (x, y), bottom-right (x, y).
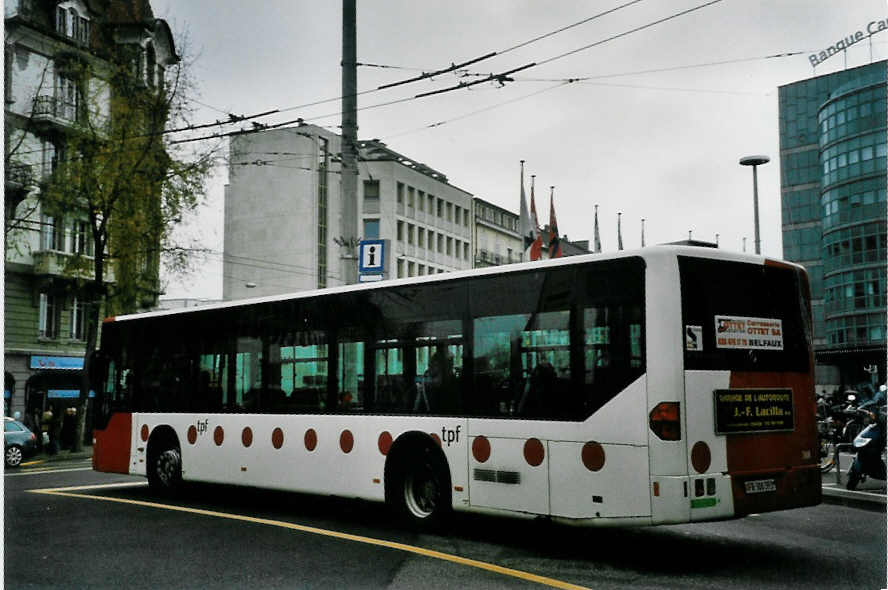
top-left (714, 388), bottom-right (794, 434)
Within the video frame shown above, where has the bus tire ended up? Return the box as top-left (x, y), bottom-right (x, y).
top-left (147, 430), bottom-right (182, 496)
top-left (386, 438), bottom-right (451, 530)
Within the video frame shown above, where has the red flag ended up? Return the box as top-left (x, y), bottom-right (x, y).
top-left (548, 187), bottom-right (562, 258)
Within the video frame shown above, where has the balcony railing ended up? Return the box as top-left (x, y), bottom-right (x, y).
top-left (32, 95), bottom-right (78, 126)
top-left (5, 163), bottom-right (34, 189)
top-left (32, 250), bottom-right (115, 283)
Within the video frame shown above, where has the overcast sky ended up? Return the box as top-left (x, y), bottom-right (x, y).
top-left (153, 0), bottom-right (888, 300)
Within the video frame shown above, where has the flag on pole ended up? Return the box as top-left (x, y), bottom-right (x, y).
top-left (518, 160), bottom-right (533, 260)
top-left (528, 175), bottom-right (543, 260)
top-left (617, 212), bottom-right (623, 251)
top-left (593, 204), bottom-right (601, 253)
top-left (548, 186), bottom-right (562, 258)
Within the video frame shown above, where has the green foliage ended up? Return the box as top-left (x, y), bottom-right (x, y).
top-left (40, 52), bottom-right (213, 317)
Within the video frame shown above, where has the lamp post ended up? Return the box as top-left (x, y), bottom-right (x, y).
top-left (739, 155), bottom-right (770, 255)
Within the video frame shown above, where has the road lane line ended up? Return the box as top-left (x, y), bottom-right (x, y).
top-left (6, 466), bottom-right (95, 477)
top-left (28, 484), bottom-right (590, 590)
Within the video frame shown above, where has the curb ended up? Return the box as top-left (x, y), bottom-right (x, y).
top-left (821, 485), bottom-right (887, 512)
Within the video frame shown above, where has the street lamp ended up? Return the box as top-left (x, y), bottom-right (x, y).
top-left (739, 155), bottom-right (770, 255)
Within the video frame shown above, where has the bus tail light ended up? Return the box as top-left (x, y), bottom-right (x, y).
top-left (649, 402), bottom-right (681, 441)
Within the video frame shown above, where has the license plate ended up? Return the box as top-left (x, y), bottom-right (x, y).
top-left (744, 479), bottom-right (776, 494)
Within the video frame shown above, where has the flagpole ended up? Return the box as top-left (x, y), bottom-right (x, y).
top-left (641, 218), bottom-right (645, 248)
top-left (593, 204), bottom-right (601, 253)
top-left (617, 212), bottom-right (623, 251)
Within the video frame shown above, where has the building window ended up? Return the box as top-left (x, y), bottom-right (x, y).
top-left (427, 231), bottom-right (435, 252)
top-left (397, 220), bottom-right (404, 242)
top-left (418, 191), bottom-right (425, 212)
top-left (363, 179), bottom-right (379, 202)
top-left (407, 186), bottom-right (415, 208)
top-left (437, 200), bottom-right (444, 218)
top-left (72, 220), bottom-right (93, 256)
top-left (447, 203), bottom-right (453, 222)
top-left (146, 44), bottom-right (156, 87)
top-left (363, 219), bottom-right (380, 240)
top-left (41, 214), bottom-right (64, 251)
top-left (417, 227), bottom-right (425, 248)
top-left (55, 74), bottom-right (79, 122)
top-left (397, 182), bottom-right (404, 205)
top-left (39, 293), bottom-right (61, 339)
top-left (407, 224), bottom-right (415, 245)
top-left (428, 194), bottom-right (434, 212)
top-left (56, 7), bottom-right (67, 35)
top-left (70, 298), bottom-right (86, 341)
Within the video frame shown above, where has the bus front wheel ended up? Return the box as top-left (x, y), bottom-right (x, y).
top-left (148, 443), bottom-right (182, 496)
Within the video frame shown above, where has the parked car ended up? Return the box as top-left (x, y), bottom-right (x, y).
top-left (4, 417), bottom-right (37, 468)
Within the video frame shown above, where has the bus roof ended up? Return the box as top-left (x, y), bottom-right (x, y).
top-left (110, 246), bottom-right (799, 323)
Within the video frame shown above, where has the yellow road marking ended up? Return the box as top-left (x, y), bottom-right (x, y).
top-left (29, 484), bottom-right (590, 590)
top-left (6, 466), bottom-right (94, 477)
top-left (20, 459), bottom-right (46, 467)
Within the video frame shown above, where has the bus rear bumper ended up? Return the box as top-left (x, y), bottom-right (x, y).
top-left (730, 464), bottom-right (821, 517)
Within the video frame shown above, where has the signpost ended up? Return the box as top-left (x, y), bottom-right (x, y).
top-left (358, 239), bottom-right (386, 282)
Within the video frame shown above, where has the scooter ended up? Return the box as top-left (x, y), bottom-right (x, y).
top-left (845, 406), bottom-right (887, 491)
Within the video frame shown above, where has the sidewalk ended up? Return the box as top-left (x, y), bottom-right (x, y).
top-left (20, 445), bottom-right (93, 467)
top-left (821, 467), bottom-right (887, 512)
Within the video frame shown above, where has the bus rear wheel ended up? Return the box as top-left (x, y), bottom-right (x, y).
top-left (148, 445), bottom-right (182, 496)
top-left (389, 443), bottom-right (451, 530)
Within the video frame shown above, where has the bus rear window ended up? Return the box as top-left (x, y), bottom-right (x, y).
top-left (679, 257), bottom-right (811, 373)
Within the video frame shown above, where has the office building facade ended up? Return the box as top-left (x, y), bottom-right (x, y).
top-left (778, 61), bottom-right (887, 390)
top-left (223, 127), bottom-right (473, 301)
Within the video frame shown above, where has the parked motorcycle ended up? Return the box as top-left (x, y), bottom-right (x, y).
top-left (845, 405), bottom-right (887, 491)
top-left (818, 391), bottom-right (861, 472)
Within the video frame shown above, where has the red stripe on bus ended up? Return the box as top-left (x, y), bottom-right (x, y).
top-left (92, 413), bottom-right (132, 474)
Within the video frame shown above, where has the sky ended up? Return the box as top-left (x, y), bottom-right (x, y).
top-left (152, 0), bottom-right (888, 300)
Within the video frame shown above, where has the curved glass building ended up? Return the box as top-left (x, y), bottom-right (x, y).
top-left (779, 61), bottom-right (887, 392)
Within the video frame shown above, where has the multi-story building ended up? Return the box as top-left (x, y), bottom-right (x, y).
top-left (778, 61), bottom-right (887, 391)
top-left (473, 198), bottom-right (522, 267)
top-left (223, 126), bottom-right (474, 300)
top-left (4, 0), bottom-right (176, 419)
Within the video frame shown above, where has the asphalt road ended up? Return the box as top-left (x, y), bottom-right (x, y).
top-left (5, 461), bottom-right (887, 589)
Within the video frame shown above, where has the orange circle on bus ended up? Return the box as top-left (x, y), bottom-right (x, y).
top-left (242, 427), bottom-right (253, 448)
top-left (214, 426), bottom-right (224, 446)
top-left (691, 441), bottom-right (711, 474)
top-left (340, 430), bottom-right (354, 454)
top-left (472, 435), bottom-right (491, 463)
top-left (581, 441), bottom-right (605, 471)
top-left (272, 428), bottom-right (284, 449)
top-left (140, 425), bottom-right (149, 442)
top-left (524, 438), bottom-right (545, 467)
top-left (378, 431), bottom-right (393, 455)
top-left (187, 425), bottom-right (197, 445)
top-left (430, 432), bottom-right (442, 447)
top-left (304, 429), bottom-right (317, 452)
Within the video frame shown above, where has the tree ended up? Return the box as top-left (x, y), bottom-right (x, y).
top-left (39, 37), bottom-right (216, 452)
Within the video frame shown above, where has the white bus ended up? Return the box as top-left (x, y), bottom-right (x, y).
top-left (91, 246), bottom-right (821, 527)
